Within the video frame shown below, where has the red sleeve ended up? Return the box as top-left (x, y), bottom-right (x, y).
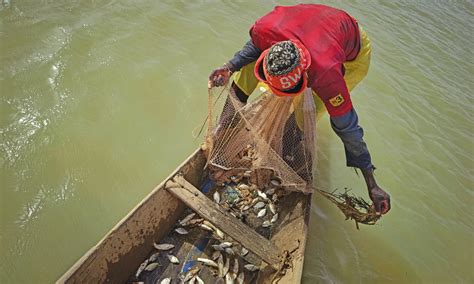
top-left (313, 67), bottom-right (353, 117)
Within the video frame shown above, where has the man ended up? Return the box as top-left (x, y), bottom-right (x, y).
top-left (208, 4), bottom-right (390, 215)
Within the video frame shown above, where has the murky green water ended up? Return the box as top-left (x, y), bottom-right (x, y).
top-left (1, 1), bottom-right (473, 283)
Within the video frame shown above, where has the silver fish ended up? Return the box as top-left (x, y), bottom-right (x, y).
top-left (225, 273), bottom-right (234, 284)
top-left (160, 278), bottom-right (171, 284)
top-left (184, 266), bottom-right (200, 282)
top-left (213, 191), bottom-right (221, 203)
top-left (215, 228), bottom-right (225, 239)
top-left (270, 179), bottom-right (281, 186)
top-left (225, 247), bottom-right (234, 255)
top-left (148, 252), bottom-right (160, 262)
top-left (200, 224), bottom-right (214, 232)
top-left (197, 257), bottom-right (219, 268)
top-left (237, 272), bottom-right (244, 284)
top-left (262, 220), bottom-right (272, 228)
top-left (195, 275), bottom-right (204, 284)
top-left (174, 227), bottom-right (189, 235)
top-left (144, 262), bottom-right (159, 272)
top-left (135, 259), bottom-right (149, 278)
top-left (240, 247), bottom-right (249, 257)
top-left (265, 187), bottom-right (276, 196)
top-left (257, 190), bottom-right (268, 200)
top-left (223, 257), bottom-right (230, 277)
top-left (154, 243), bottom-right (175, 251)
top-left (232, 258), bottom-right (239, 274)
top-left (167, 254), bottom-right (179, 264)
top-left (271, 213), bottom-right (279, 223)
top-left (220, 242), bottom-right (233, 248)
top-left (212, 244), bottom-right (224, 251)
top-left (244, 264), bottom-right (259, 271)
top-left (257, 208), bottom-right (267, 218)
top-left (179, 212), bottom-right (196, 226)
top-left (268, 203), bottom-right (277, 215)
top-left (253, 201), bottom-right (265, 209)
top-left (212, 250), bottom-right (222, 260)
top-left (218, 254), bottom-right (225, 277)
top-left (189, 276), bottom-right (196, 284)
top-left (241, 205), bottom-right (250, 211)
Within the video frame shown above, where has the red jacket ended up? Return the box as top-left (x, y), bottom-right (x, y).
top-left (250, 4), bottom-right (361, 116)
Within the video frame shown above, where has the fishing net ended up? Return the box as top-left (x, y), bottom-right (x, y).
top-left (204, 83), bottom-right (316, 194)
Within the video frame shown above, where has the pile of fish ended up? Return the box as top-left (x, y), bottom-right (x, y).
top-left (212, 169), bottom-right (286, 231)
top-left (133, 168), bottom-right (287, 283)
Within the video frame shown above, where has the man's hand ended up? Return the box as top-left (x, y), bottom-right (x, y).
top-left (208, 63), bottom-right (233, 88)
top-left (361, 167), bottom-right (391, 215)
top-left (369, 186), bottom-right (391, 215)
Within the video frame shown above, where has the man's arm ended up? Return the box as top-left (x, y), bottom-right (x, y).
top-left (331, 108), bottom-right (391, 215)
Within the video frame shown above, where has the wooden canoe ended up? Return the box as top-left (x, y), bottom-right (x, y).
top-left (57, 148), bottom-right (311, 283)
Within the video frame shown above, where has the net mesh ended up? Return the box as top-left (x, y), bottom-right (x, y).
top-left (205, 83), bottom-right (316, 194)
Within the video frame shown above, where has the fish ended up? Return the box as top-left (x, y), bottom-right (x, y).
top-left (270, 179), bottom-right (281, 186)
top-left (262, 220), bottom-right (272, 228)
top-left (265, 187), bottom-right (276, 195)
top-left (167, 254), bottom-right (179, 264)
top-left (243, 170), bottom-right (252, 177)
top-left (240, 247), bottom-right (249, 257)
top-left (148, 252), bottom-right (160, 262)
top-left (212, 244), bottom-right (224, 251)
top-left (195, 276), bottom-right (204, 284)
top-left (183, 266), bottom-right (200, 282)
top-left (241, 205), bottom-right (250, 211)
top-left (215, 228), bottom-right (225, 239)
top-left (244, 264), bottom-right (259, 271)
top-left (253, 201), bottom-right (265, 209)
top-left (179, 213), bottom-right (196, 226)
top-left (271, 213), bottom-right (279, 223)
top-left (220, 242), bottom-right (233, 248)
top-left (218, 254), bottom-right (225, 277)
top-left (257, 208), bottom-right (267, 218)
top-left (225, 247), bottom-right (235, 255)
top-left (160, 278), bottom-right (171, 284)
top-left (232, 258), bottom-right (239, 274)
top-left (188, 276), bottom-right (196, 284)
top-left (174, 227), bottom-right (189, 235)
top-left (153, 243), bottom-right (175, 251)
top-left (135, 259), bottom-right (149, 278)
top-left (237, 272), bottom-right (244, 284)
top-left (225, 273), bottom-right (234, 284)
top-left (197, 257), bottom-right (219, 268)
top-left (268, 203), bottom-right (277, 215)
top-left (223, 257), bottom-right (230, 277)
top-left (213, 191), bottom-right (221, 203)
top-left (186, 218), bottom-right (204, 226)
top-left (144, 262), bottom-right (159, 272)
top-left (257, 190), bottom-right (268, 201)
top-left (212, 250), bottom-right (222, 260)
top-left (200, 224), bottom-right (214, 232)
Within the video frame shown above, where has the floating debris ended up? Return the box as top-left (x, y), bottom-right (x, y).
top-left (167, 254), bottom-right (179, 264)
top-left (153, 243), bottom-right (174, 251)
top-left (174, 227), bottom-right (189, 235)
top-left (244, 264), bottom-right (259, 272)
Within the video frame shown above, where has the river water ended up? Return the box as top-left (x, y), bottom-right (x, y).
top-left (1, 1), bottom-right (472, 283)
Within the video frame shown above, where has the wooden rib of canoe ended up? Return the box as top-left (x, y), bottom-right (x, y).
top-left (57, 148), bottom-right (311, 283)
